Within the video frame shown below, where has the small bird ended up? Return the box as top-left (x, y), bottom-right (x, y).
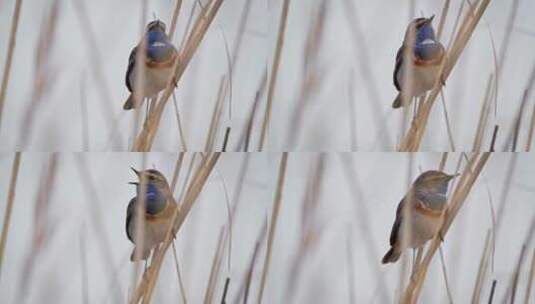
top-left (126, 168), bottom-right (178, 261)
top-left (392, 15), bottom-right (445, 108)
top-left (124, 20), bottom-right (179, 110)
top-left (382, 170), bottom-right (457, 264)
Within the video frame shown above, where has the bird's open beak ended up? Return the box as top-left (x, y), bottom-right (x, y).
top-left (128, 182), bottom-right (139, 186)
top-left (131, 167), bottom-right (141, 177)
top-left (427, 15), bottom-right (435, 24)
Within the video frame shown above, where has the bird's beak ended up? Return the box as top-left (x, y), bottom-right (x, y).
top-left (131, 167), bottom-right (141, 177)
top-left (128, 182), bottom-right (139, 186)
top-left (427, 15), bottom-right (435, 24)
top-left (446, 173), bottom-right (460, 180)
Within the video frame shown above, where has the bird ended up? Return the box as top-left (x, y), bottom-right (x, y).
top-left (392, 15), bottom-right (445, 108)
top-left (125, 167), bottom-right (178, 261)
top-left (382, 170), bottom-right (457, 264)
top-left (124, 20), bottom-right (179, 110)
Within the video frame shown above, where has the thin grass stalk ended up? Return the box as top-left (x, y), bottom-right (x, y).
top-left (204, 227), bottom-right (226, 304)
top-left (508, 245), bottom-right (527, 304)
top-left (524, 249), bottom-right (535, 304)
top-left (80, 74), bottom-right (90, 150)
top-left (130, 153), bottom-right (220, 304)
top-left (220, 277), bottom-right (231, 304)
top-left (0, 152), bottom-right (21, 278)
top-left (256, 153), bottom-right (288, 303)
top-left (172, 93), bottom-right (188, 150)
top-left (436, 0), bottom-right (451, 40)
top-left (79, 226), bottom-right (89, 304)
top-left (171, 241), bottom-right (188, 304)
top-left (169, 0), bottom-right (184, 40)
top-left (238, 218), bottom-right (268, 304)
top-left (488, 279), bottom-right (497, 303)
top-left (400, 153), bottom-right (491, 303)
top-left (510, 90), bottom-right (528, 151)
top-left (472, 75), bottom-right (494, 151)
top-left (239, 72), bottom-right (267, 151)
top-left (343, 0), bottom-right (393, 148)
top-left (205, 76), bottom-right (228, 151)
top-left (526, 102), bottom-right (535, 151)
top-left (438, 246), bottom-right (453, 303)
top-left (346, 230), bottom-right (356, 304)
top-left (398, 0), bottom-right (490, 151)
top-left (75, 155), bottom-right (123, 303)
top-left (471, 230), bottom-right (492, 303)
top-left (132, 0), bottom-right (224, 151)
top-left (0, 0), bottom-right (22, 131)
top-left (258, 0), bottom-right (291, 151)
top-left (439, 91), bottom-right (456, 150)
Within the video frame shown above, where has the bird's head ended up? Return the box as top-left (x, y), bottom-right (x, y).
top-left (404, 16), bottom-right (437, 45)
top-left (414, 170), bottom-right (458, 195)
top-left (146, 20), bottom-right (167, 33)
top-left (129, 167), bottom-right (171, 195)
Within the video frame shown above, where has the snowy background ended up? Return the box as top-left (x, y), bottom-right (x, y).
top-left (0, 152), bottom-right (533, 303)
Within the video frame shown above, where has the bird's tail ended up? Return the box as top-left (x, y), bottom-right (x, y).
top-left (381, 247), bottom-right (401, 264)
top-left (130, 246), bottom-right (151, 261)
top-left (123, 94), bottom-right (139, 110)
top-left (392, 93), bottom-right (402, 109)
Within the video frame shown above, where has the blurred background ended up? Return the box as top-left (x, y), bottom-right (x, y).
top-left (0, 152), bottom-right (533, 303)
top-left (0, 0), bottom-right (534, 151)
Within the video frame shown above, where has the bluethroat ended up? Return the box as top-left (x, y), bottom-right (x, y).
top-left (126, 168), bottom-right (178, 261)
top-left (124, 20), bottom-right (179, 110)
top-left (382, 170), bottom-right (457, 264)
top-left (392, 16), bottom-right (445, 108)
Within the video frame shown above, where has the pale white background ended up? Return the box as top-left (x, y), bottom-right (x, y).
top-left (0, 152), bottom-right (533, 303)
top-left (0, 0), bottom-right (534, 151)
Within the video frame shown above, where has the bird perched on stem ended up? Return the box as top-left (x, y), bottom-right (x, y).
top-left (392, 15), bottom-right (445, 108)
top-left (382, 170), bottom-right (457, 264)
top-left (126, 168), bottom-right (178, 261)
top-left (124, 20), bottom-right (179, 110)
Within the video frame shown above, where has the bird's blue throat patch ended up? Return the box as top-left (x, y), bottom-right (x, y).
top-left (141, 183), bottom-right (166, 214)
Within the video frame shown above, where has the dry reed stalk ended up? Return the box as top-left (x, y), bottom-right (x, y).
top-left (75, 155), bottom-right (124, 303)
top-left (285, 155), bottom-right (325, 302)
top-left (79, 226), bottom-right (89, 304)
top-left (130, 153), bottom-right (220, 304)
top-left (507, 245), bottom-right (527, 303)
top-left (0, 152), bottom-right (21, 278)
top-left (205, 76), bottom-right (228, 151)
top-left (526, 103), bottom-right (535, 151)
top-left (73, 0), bottom-right (123, 148)
top-left (339, 154), bottom-right (390, 303)
top-left (346, 230), bottom-right (356, 304)
top-left (283, 0), bottom-right (326, 148)
top-left (400, 152), bottom-right (491, 303)
top-left (171, 241), bottom-right (188, 304)
top-left (0, 0), bottom-right (22, 131)
top-left (204, 227), bottom-right (227, 304)
top-left (169, 0), bottom-right (184, 40)
top-left (171, 93), bottom-right (188, 150)
top-left (398, 0), bottom-right (490, 151)
top-left (524, 249), bottom-right (535, 304)
top-left (472, 75), bottom-right (495, 151)
top-left (220, 277), bottom-right (231, 304)
top-left (132, 0), bottom-right (224, 151)
top-left (256, 153), bottom-right (288, 303)
top-left (343, 0), bottom-right (392, 148)
top-left (258, 0), bottom-right (290, 151)
top-left (238, 72), bottom-right (267, 151)
top-left (471, 230), bottom-right (492, 303)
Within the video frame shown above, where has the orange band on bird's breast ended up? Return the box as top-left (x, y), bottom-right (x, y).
top-left (145, 53), bottom-right (178, 69)
top-left (413, 51), bottom-right (445, 67)
top-left (414, 199), bottom-right (443, 217)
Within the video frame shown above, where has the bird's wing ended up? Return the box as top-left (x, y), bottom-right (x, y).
top-left (125, 197), bottom-right (137, 242)
top-left (389, 196), bottom-right (406, 246)
top-left (125, 46), bottom-right (138, 92)
top-left (393, 45), bottom-right (404, 91)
